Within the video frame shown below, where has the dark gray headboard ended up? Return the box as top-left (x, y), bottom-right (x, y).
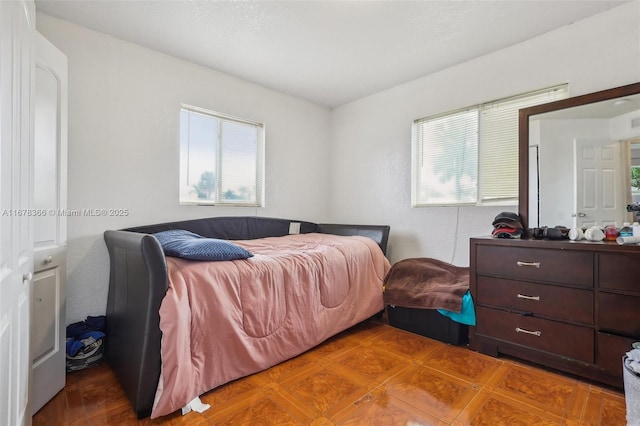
top-left (124, 216), bottom-right (389, 255)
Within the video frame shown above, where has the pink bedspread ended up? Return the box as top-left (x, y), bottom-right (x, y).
top-left (151, 233), bottom-right (390, 418)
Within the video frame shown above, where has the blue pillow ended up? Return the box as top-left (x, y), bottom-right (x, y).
top-left (153, 229), bottom-right (253, 261)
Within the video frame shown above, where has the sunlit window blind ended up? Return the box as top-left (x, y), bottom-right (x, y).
top-left (414, 109), bottom-right (478, 205)
top-left (412, 84), bottom-right (568, 206)
top-left (479, 85), bottom-right (568, 202)
top-left (180, 106), bottom-right (264, 206)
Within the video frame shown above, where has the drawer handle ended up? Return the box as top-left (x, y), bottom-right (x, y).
top-left (517, 294), bottom-right (540, 301)
top-left (516, 327), bottom-right (542, 337)
top-left (516, 261), bottom-right (540, 268)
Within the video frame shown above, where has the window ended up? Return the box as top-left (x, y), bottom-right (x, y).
top-left (412, 85), bottom-right (568, 206)
top-left (632, 164), bottom-right (640, 204)
top-left (179, 106), bottom-right (264, 206)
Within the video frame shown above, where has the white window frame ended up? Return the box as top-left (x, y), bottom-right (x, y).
top-left (179, 105), bottom-right (265, 206)
top-left (412, 84), bottom-right (568, 207)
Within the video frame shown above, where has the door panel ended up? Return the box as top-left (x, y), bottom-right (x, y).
top-left (34, 61), bottom-right (60, 248)
top-left (32, 269), bottom-right (59, 363)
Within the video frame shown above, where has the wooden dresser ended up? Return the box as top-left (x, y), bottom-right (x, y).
top-left (469, 236), bottom-right (640, 388)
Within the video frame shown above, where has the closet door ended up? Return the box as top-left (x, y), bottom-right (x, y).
top-left (31, 31), bottom-right (68, 415)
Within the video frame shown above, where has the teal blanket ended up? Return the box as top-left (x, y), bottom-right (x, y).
top-left (437, 290), bottom-right (476, 326)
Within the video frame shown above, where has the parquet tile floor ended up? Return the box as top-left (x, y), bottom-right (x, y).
top-left (33, 318), bottom-right (628, 425)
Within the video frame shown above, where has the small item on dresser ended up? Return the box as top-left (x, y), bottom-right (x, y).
top-left (491, 226), bottom-right (523, 239)
top-left (530, 226), bottom-right (569, 240)
top-left (619, 223), bottom-right (633, 237)
top-left (616, 236), bottom-right (640, 245)
top-left (633, 222), bottom-right (640, 237)
top-left (604, 225), bottom-right (619, 241)
top-left (584, 226), bottom-right (605, 242)
top-left (492, 212), bottom-right (523, 239)
top-left (569, 227), bottom-right (585, 241)
top-left (549, 226), bottom-right (569, 240)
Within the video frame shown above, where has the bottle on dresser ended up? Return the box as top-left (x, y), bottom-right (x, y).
top-left (619, 223), bottom-right (633, 238)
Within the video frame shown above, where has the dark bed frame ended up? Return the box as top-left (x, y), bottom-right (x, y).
top-left (103, 216), bottom-right (390, 418)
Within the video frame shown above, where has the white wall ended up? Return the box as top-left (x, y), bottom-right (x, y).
top-left (36, 13), bottom-right (332, 323)
top-left (37, 2), bottom-right (640, 323)
top-left (329, 2), bottom-right (640, 266)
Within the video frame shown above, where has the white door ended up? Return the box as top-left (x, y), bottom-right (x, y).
top-left (0, 1), bottom-right (35, 425)
top-left (31, 32), bottom-right (68, 414)
top-left (573, 138), bottom-right (627, 228)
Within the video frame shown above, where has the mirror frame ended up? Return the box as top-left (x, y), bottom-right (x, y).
top-left (518, 81), bottom-right (640, 233)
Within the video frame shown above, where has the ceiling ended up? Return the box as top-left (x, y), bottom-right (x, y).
top-left (35, 0), bottom-right (631, 109)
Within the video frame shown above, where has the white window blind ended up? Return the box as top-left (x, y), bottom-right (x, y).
top-left (413, 109), bottom-right (478, 205)
top-left (479, 86), bottom-right (569, 202)
top-left (179, 106), bottom-right (264, 206)
top-left (412, 84), bottom-right (568, 206)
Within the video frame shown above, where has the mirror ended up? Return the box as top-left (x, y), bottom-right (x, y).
top-left (519, 82), bottom-right (640, 231)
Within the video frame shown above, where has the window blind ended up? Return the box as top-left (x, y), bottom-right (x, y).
top-left (412, 84), bottom-right (568, 207)
top-left (414, 108), bottom-right (478, 205)
top-left (478, 85), bottom-right (568, 203)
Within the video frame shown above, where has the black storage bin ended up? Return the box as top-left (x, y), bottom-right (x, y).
top-left (387, 305), bottom-right (468, 345)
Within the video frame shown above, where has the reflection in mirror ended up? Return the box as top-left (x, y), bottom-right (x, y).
top-left (523, 87), bottom-right (640, 229)
top-left (632, 142), bottom-right (640, 220)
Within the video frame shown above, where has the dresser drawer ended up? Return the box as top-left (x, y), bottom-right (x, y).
top-left (599, 253), bottom-right (640, 293)
top-left (476, 276), bottom-right (593, 324)
top-left (476, 245), bottom-right (593, 287)
top-left (598, 292), bottom-right (640, 337)
top-left (475, 307), bottom-right (594, 363)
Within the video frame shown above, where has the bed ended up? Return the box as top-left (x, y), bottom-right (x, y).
top-left (103, 216), bottom-right (391, 419)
